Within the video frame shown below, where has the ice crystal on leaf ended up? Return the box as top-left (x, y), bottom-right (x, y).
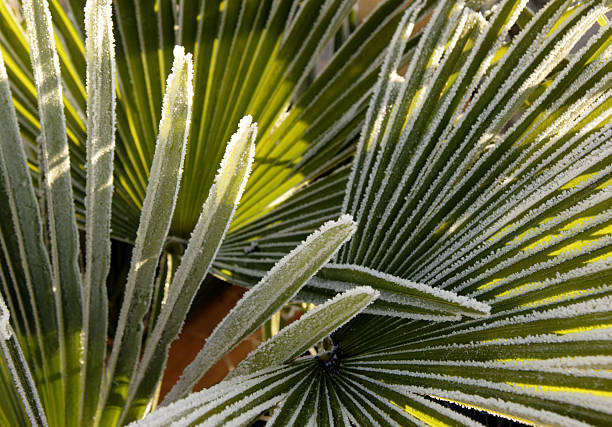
top-left (1, 0), bottom-right (611, 426)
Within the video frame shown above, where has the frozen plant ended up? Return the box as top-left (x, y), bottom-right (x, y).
top-left (1, 0), bottom-right (611, 425)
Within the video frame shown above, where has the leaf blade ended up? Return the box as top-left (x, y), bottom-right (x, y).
top-left (100, 45), bottom-right (194, 426)
top-left (81, 0), bottom-right (116, 424)
top-left (0, 19), bottom-right (64, 427)
top-left (162, 214), bottom-right (357, 404)
top-left (229, 286), bottom-right (379, 379)
top-left (315, 264), bottom-right (491, 319)
top-left (0, 295), bottom-right (47, 427)
top-left (123, 116), bottom-right (257, 422)
top-left (21, 0), bottom-right (84, 422)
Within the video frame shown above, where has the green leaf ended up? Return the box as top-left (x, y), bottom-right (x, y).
top-left (314, 264), bottom-right (491, 319)
top-left (229, 286), bottom-right (378, 379)
top-left (213, 165), bottom-right (350, 286)
top-left (210, 1), bottom-right (612, 424)
top-left (81, 0), bottom-right (116, 424)
top-left (162, 214), bottom-right (357, 404)
top-left (100, 46), bottom-right (193, 426)
top-left (123, 115), bottom-right (257, 423)
top-left (21, 0), bottom-right (84, 422)
top-left (231, 0), bottom-right (423, 232)
top-left (1, 1), bottom-right (610, 425)
top-left (0, 0), bottom-right (428, 245)
top-left (0, 32), bottom-right (62, 427)
top-left (266, 372), bottom-right (318, 426)
top-left (130, 364), bottom-right (311, 427)
top-left (0, 295), bottom-right (47, 427)
top-left (340, 370), bottom-right (491, 426)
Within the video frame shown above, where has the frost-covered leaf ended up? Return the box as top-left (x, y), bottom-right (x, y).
top-left (1, 0), bottom-right (611, 426)
top-left (130, 364), bottom-right (311, 427)
top-left (101, 46), bottom-right (193, 426)
top-left (81, 0), bottom-right (115, 423)
top-left (122, 115), bottom-right (257, 423)
top-left (265, 373), bottom-right (317, 426)
top-left (229, 286), bottom-right (378, 379)
top-left (0, 296), bottom-right (47, 427)
top-left (162, 215), bottom-right (356, 404)
top-left (0, 0), bottom-right (423, 243)
top-left (21, 0), bottom-right (84, 421)
top-left (213, 1), bottom-right (612, 424)
top-left (313, 264), bottom-right (491, 320)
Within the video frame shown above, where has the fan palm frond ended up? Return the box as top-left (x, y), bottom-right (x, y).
top-left (206, 0), bottom-right (612, 424)
top-left (0, 1), bottom-right (378, 425)
top-left (0, 0), bottom-right (430, 242)
top-left (1, 0), bottom-right (610, 425)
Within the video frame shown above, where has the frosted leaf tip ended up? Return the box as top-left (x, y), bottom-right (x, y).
top-left (172, 45), bottom-right (185, 58)
top-left (239, 115), bottom-right (253, 127)
top-left (171, 45), bottom-right (193, 66)
top-left (337, 213), bottom-right (355, 225)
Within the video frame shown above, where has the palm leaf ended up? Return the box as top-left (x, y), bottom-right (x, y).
top-left (21, 1), bottom-right (84, 423)
top-left (2, 11), bottom-right (377, 422)
top-left (0, 295), bottom-right (47, 427)
top-left (81, 0), bottom-right (115, 423)
top-left (228, 287), bottom-right (379, 379)
top-left (131, 364), bottom-right (313, 427)
top-left (0, 0), bottom-right (431, 244)
top-left (123, 114), bottom-right (257, 422)
top-left (1, 0), bottom-right (611, 425)
top-left (0, 17), bottom-right (65, 427)
top-left (162, 214), bottom-right (357, 406)
top-left (100, 46), bottom-right (194, 426)
top-left (208, 0), bottom-right (612, 424)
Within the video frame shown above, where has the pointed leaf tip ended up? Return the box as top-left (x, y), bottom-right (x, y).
top-left (162, 215), bottom-right (356, 404)
top-left (122, 115), bottom-right (258, 420)
top-left (209, 115), bottom-right (257, 210)
top-left (172, 45), bottom-right (190, 63)
top-left (238, 114), bottom-right (253, 128)
top-left (316, 264), bottom-right (491, 319)
top-left (100, 40), bottom-right (195, 425)
top-left (229, 286), bottom-right (378, 378)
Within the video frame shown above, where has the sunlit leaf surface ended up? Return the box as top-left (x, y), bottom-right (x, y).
top-left (0, 0), bottom-right (610, 425)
